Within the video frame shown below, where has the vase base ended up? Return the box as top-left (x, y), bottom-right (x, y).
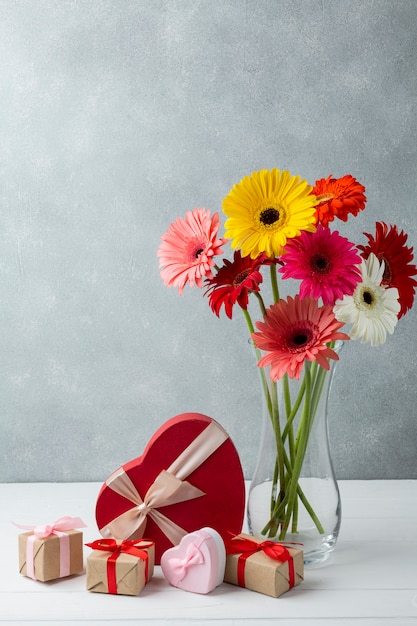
top-left (248, 480), bottom-right (340, 568)
top-left (283, 530), bottom-right (338, 568)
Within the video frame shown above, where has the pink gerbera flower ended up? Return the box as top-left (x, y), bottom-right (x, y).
top-left (158, 208), bottom-right (227, 294)
top-left (279, 225), bottom-right (362, 305)
top-left (252, 295), bottom-right (349, 380)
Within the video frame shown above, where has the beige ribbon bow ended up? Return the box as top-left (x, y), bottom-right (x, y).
top-left (99, 420), bottom-right (229, 546)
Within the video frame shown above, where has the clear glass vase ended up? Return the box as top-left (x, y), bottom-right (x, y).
top-left (247, 342), bottom-right (342, 568)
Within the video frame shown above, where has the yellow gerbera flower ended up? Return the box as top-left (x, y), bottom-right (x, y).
top-left (222, 168), bottom-right (318, 259)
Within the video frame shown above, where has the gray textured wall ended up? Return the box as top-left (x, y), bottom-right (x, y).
top-left (0, 0), bottom-right (416, 482)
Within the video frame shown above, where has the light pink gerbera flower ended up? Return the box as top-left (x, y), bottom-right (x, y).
top-left (278, 225), bottom-right (362, 305)
top-left (158, 208), bottom-right (227, 294)
top-left (252, 295), bottom-right (349, 380)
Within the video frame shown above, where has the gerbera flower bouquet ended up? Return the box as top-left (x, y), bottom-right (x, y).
top-left (158, 168), bottom-right (416, 555)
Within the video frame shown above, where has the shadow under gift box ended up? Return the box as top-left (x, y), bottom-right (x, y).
top-left (18, 530), bottom-right (84, 582)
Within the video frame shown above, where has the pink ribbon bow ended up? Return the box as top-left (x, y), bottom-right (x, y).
top-left (14, 516), bottom-right (87, 580)
top-left (169, 542), bottom-right (205, 585)
top-left (15, 516), bottom-right (87, 539)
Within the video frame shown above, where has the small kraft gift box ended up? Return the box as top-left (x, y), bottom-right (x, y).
top-left (86, 538), bottom-right (155, 596)
top-left (17, 516), bottom-right (86, 582)
top-left (224, 533), bottom-right (304, 598)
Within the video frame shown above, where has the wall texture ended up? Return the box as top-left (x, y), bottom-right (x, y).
top-left (0, 0), bottom-right (416, 482)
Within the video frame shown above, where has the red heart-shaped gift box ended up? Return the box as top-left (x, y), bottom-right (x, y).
top-left (95, 413), bottom-right (245, 563)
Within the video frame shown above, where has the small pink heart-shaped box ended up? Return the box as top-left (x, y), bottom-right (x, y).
top-left (160, 527), bottom-right (226, 594)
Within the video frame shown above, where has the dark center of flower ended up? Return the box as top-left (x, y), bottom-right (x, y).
top-left (311, 253), bottom-right (331, 273)
top-left (293, 333), bottom-right (309, 346)
top-left (362, 290), bottom-right (373, 305)
top-left (195, 248), bottom-right (204, 258)
top-left (233, 269), bottom-right (251, 288)
top-left (288, 326), bottom-right (314, 351)
top-left (260, 207), bottom-right (280, 226)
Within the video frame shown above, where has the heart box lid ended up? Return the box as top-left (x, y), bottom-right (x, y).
top-left (95, 413), bottom-right (245, 563)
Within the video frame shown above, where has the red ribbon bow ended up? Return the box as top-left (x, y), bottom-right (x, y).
top-left (225, 535), bottom-right (296, 589)
top-left (86, 538), bottom-right (154, 595)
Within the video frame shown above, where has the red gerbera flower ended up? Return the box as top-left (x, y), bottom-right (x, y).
top-left (279, 224), bottom-right (362, 305)
top-left (205, 250), bottom-right (269, 319)
top-left (312, 174), bottom-right (366, 227)
top-left (252, 295), bottom-right (349, 380)
top-left (357, 222), bottom-right (417, 318)
top-left (158, 208), bottom-right (227, 294)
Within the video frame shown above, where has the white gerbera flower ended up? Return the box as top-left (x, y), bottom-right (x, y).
top-left (333, 253), bottom-right (400, 346)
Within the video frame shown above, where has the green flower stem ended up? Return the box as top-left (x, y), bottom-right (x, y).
top-left (260, 363), bottom-right (328, 538)
top-left (245, 304), bottom-right (336, 540)
top-left (262, 433), bottom-right (322, 537)
top-left (309, 368), bottom-right (328, 434)
top-left (242, 308), bottom-right (272, 414)
top-left (292, 487), bottom-right (299, 534)
top-left (279, 362), bottom-right (313, 539)
top-left (281, 379), bottom-right (306, 442)
top-left (282, 374), bottom-right (296, 533)
top-left (242, 305), bottom-right (284, 531)
top-left (296, 486), bottom-right (325, 534)
top-left (261, 372), bottom-right (323, 537)
top-left (282, 374), bottom-right (292, 420)
top-left (254, 291), bottom-right (268, 317)
top-left (270, 378), bottom-right (286, 505)
top-left (270, 264), bottom-right (280, 303)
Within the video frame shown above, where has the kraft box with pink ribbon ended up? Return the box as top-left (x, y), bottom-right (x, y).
top-left (95, 413), bottom-right (246, 564)
top-left (16, 517), bottom-right (86, 582)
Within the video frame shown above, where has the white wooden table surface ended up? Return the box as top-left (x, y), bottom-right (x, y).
top-left (1, 480), bottom-right (417, 625)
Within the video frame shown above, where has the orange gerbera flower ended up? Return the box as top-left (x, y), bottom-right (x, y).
top-left (312, 175), bottom-right (366, 227)
top-left (357, 222), bottom-right (417, 318)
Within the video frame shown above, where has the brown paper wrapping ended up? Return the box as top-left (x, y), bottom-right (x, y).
top-left (18, 530), bottom-right (84, 582)
top-left (224, 533), bottom-right (304, 598)
top-left (86, 540), bottom-right (155, 596)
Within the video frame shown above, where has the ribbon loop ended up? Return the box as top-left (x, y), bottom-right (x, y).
top-left (14, 517), bottom-right (86, 581)
top-left (100, 420), bottom-right (229, 546)
top-left (86, 538), bottom-right (154, 594)
top-left (170, 542), bottom-right (205, 584)
top-left (14, 516), bottom-right (87, 539)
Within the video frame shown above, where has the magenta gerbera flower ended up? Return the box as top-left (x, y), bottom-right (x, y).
top-left (278, 225), bottom-right (362, 305)
top-left (252, 295), bottom-right (349, 380)
top-left (158, 208), bottom-right (227, 294)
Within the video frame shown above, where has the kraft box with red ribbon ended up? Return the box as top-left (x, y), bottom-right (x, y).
top-left (85, 538), bottom-right (154, 596)
top-left (224, 533), bottom-right (304, 598)
top-left (95, 413), bottom-right (246, 563)
top-left (16, 517), bottom-right (86, 582)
